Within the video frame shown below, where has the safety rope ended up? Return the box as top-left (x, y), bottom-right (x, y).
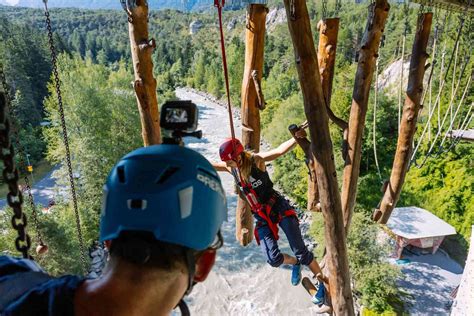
top-left (322, 0), bottom-right (328, 20)
top-left (42, 0), bottom-right (87, 272)
top-left (214, 0), bottom-right (248, 187)
top-left (0, 69), bottom-right (32, 260)
top-left (0, 64), bottom-right (46, 253)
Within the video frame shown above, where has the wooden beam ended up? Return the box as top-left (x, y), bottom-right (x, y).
top-left (376, 13), bottom-right (433, 224)
top-left (283, 1), bottom-right (354, 314)
top-left (341, 0), bottom-right (390, 233)
top-left (127, 0), bottom-right (161, 146)
top-left (236, 3), bottom-right (267, 246)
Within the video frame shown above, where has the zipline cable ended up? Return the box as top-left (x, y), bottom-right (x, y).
top-left (42, 0), bottom-right (87, 272)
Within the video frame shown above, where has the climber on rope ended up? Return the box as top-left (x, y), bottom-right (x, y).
top-left (0, 145), bottom-right (227, 316)
top-left (213, 134), bottom-right (327, 305)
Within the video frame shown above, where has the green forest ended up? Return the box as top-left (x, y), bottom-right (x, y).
top-left (0, 1), bottom-right (472, 313)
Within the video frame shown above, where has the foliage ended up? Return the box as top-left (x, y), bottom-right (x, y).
top-left (310, 213), bottom-right (405, 313)
top-left (40, 55), bottom-right (142, 272)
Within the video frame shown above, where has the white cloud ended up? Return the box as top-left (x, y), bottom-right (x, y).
top-left (5, 0), bottom-right (20, 5)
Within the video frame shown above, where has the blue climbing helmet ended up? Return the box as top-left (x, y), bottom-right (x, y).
top-left (99, 145), bottom-right (227, 251)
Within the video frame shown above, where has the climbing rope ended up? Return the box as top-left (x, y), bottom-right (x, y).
top-left (410, 11), bottom-right (467, 166)
top-left (42, 0), bottom-right (87, 272)
top-left (0, 64), bottom-right (46, 254)
top-left (0, 70), bottom-right (32, 260)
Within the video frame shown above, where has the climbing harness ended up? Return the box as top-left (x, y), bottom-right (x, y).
top-left (0, 64), bottom-right (47, 255)
top-left (42, 0), bottom-right (87, 272)
top-left (0, 78), bottom-right (32, 260)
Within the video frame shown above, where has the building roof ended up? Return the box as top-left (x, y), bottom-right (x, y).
top-left (451, 226), bottom-right (474, 315)
top-left (387, 206), bottom-right (456, 239)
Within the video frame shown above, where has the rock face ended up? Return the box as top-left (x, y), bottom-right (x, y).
top-left (189, 20), bottom-right (204, 35)
top-left (266, 7), bottom-right (287, 31)
top-left (377, 57), bottom-right (411, 96)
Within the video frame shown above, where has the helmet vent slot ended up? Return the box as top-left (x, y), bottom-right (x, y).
top-left (117, 166), bottom-right (126, 183)
top-left (157, 166), bottom-right (179, 184)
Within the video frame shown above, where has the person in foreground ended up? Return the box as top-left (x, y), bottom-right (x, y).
top-left (212, 135), bottom-right (327, 305)
top-left (0, 145), bottom-right (227, 316)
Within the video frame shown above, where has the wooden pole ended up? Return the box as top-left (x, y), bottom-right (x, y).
top-left (283, 1), bottom-right (354, 314)
top-left (341, 0), bottom-right (390, 233)
top-left (376, 13), bottom-right (432, 224)
top-left (127, 0), bottom-right (161, 146)
top-left (237, 3), bottom-right (267, 246)
top-left (307, 17), bottom-right (340, 212)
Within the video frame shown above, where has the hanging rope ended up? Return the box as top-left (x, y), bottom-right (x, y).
top-left (397, 0), bottom-right (410, 134)
top-left (42, 0), bottom-right (87, 272)
top-left (445, 106), bottom-right (473, 152)
top-left (414, 52), bottom-right (471, 168)
top-left (0, 64), bottom-right (47, 254)
top-left (433, 69), bottom-right (473, 156)
top-left (410, 12), bottom-right (467, 166)
top-left (372, 42), bottom-right (382, 182)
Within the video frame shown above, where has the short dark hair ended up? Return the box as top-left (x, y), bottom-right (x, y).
top-left (109, 231), bottom-right (189, 270)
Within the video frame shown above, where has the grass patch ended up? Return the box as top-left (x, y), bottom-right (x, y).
top-left (0, 160), bottom-right (54, 198)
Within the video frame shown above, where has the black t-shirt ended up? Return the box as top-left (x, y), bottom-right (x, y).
top-left (0, 256), bottom-right (84, 316)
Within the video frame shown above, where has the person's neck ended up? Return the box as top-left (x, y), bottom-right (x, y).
top-left (74, 259), bottom-right (189, 316)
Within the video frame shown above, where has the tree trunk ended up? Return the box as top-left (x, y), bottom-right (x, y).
top-left (283, 1), bottom-right (354, 314)
top-left (376, 13), bottom-right (432, 224)
top-left (237, 3), bottom-right (267, 246)
top-left (127, 0), bottom-right (161, 146)
top-left (341, 0), bottom-right (390, 233)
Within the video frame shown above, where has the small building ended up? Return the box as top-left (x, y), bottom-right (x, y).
top-left (386, 206), bottom-right (456, 258)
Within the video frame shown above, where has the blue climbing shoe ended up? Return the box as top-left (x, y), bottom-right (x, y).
top-left (291, 264), bottom-right (302, 286)
top-left (312, 282), bottom-right (326, 305)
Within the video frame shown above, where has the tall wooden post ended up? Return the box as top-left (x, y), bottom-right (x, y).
top-left (307, 18), bottom-right (340, 212)
top-left (126, 0), bottom-right (161, 146)
top-left (341, 0), bottom-right (389, 233)
top-left (236, 3), bottom-right (267, 246)
top-left (376, 13), bottom-right (432, 224)
top-left (283, 1), bottom-right (354, 314)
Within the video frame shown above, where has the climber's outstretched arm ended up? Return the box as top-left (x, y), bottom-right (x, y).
top-left (212, 161), bottom-right (230, 173)
top-left (257, 129), bottom-right (307, 162)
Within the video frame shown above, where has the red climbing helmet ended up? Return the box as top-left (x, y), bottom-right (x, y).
top-left (219, 138), bottom-right (244, 161)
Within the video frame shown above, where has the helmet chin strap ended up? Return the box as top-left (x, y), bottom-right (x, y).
top-left (175, 249), bottom-right (195, 316)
